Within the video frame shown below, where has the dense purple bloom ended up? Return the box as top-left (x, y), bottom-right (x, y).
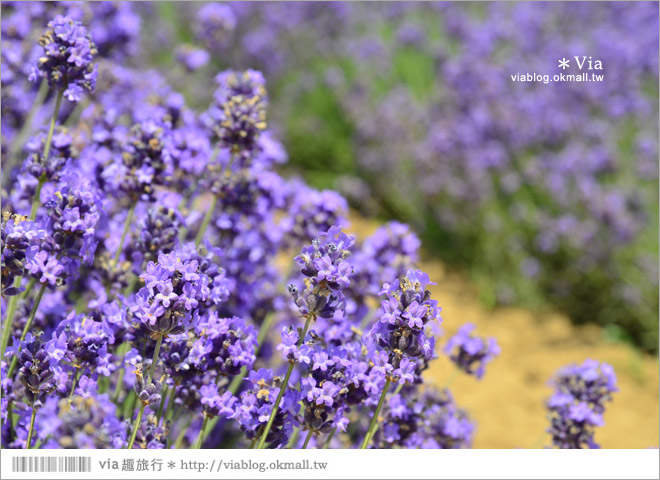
top-left (130, 249), bottom-right (209, 336)
top-left (231, 368), bottom-right (299, 448)
top-left (23, 172), bottom-right (102, 288)
top-left (190, 313), bottom-right (258, 378)
top-left (1, 213), bottom-right (45, 296)
top-left (195, 3), bottom-right (236, 50)
top-left (546, 359), bottom-right (618, 449)
top-left (204, 69), bottom-right (267, 154)
top-left (200, 384), bottom-right (236, 418)
top-left (444, 323), bottom-right (500, 379)
top-left (128, 413), bottom-right (169, 449)
top-left (128, 203), bottom-right (183, 271)
top-left (288, 226), bottom-right (355, 319)
top-left (101, 121), bottom-right (176, 201)
top-left (56, 311), bottom-right (115, 377)
top-left (22, 127), bottom-right (73, 182)
top-left (29, 15), bottom-right (97, 102)
top-left (175, 45), bottom-right (210, 72)
top-left (281, 183), bottom-right (348, 245)
top-left (367, 269), bottom-right (441, 383)
top-left (14, 333), bottom-right (59, 409)
top-left (374, 388), bottom-right (474, 449)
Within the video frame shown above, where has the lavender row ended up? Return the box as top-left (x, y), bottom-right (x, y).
top-left (150, 1), bottom-right (659, 350)
top-left (1, 2), bottom-right (618, 449)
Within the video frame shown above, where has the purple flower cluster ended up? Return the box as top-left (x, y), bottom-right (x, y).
top-left (189, 313), bottom-right (257, 378)
top-left (232, 369), bottom-right (299, 448)
top-left (24, 173), bottom-right (102, 288)
top-left (202, 1), bottom-right (659, 350)
top-left (374, 388), bottom-right (474, 449)
top-left (288, 226), bottom-right (355, 319)
top-left (22, 127), bottom-right (73, 183)
top-left (2, 3), bottom-right (632, 453)
top-left (102, 121), bottom-right (176, 201)
top-left (29, 15), bottom-right (98, 102)
top-left (14, 333), bottom-right (59, 409)
top-left (131, 249), bottom-right (212, 336)
top-left (1, 214), bottom-right (44, 296)
top-left (195, 3), bottom-right (236, 51)
top-left (367, 269), bottom-right (441, 384)
top-left (546, 359), bottom-right (618, 449)
top-left (204, 69), bottom-right (267, 156)
top-left (444, 323), bottom-right (500, 379)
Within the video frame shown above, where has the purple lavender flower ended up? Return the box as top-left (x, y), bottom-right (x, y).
top-left (22, 126), bottom-right (73, 182)
top-left (190, 313), bottom-right (258, 378)
top-left (175, 45), bottom-right (210, 72)
top-left (101, 121), bottom-right (176, 201)
top-left (1, 213), bottom-right (45, 296)
top-left (14, 333), bottom-right (59, 409)
top-left (29, 15), bottom-right (98, 102)
top-left (281, 182), bottom-right (348, 245)
top-left (128, 203), bottom-right (183, 271)
top-left (133, 368), bottom-right (163, 407)
top-left (546, 359), bottom-right (618, 448)
top-left (288, 226), bottom-right (355, 320)
top-left (444, 323), bottom-right (500, 379)
top-left (367, 269), bottom-right (441, 384)
top-left (22, 172), bottom-right (102, 288)
top-left (200, 384), bottom-right (236, 418)
top-left (204, 69), bottom-right (267, 154)
top-left (195, 3), bottom-right (236, 51)
top-left (129, 413), bottom-right (169, 449)
top-left (56, 311), bottom-right (115, 377)
top-left (231, 368), bottom-right (299, 448)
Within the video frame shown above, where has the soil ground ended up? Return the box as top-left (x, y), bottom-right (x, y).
top-left (348, 216), bottom-right (659, 449)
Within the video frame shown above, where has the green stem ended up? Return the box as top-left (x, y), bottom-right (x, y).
top-left (393, 383), bottom-right (403, 395)
top-left (156, 385), bottom-right (169, 422)
top-left (257, 314), bottom-right (313, 449)
top-left (25, 407), bottom-right (37, 449)
top-left (194, 415), bottom-right (210, 449)
top-left (0, 279), bottom-right (21, 358)
top-left (286, 404), bottom-right (306, 448)
top-left (112, 343), bottom-right (130, 403)
top-left (257, 362), bottom-right (294, 449)
top-left (164, 385), bottom-right (178, 422)
top-left (68, 369), bottom-right (81, 402)
top-left (8, 285), bottom-right (47, 378)
top-left (301, 430), bottom-right (314, 449)
top-left (123, 274), bottom-right (139, 298)
top-left (148, 334), bottom-right (164, 383)
top-left (123, 391), bottom-right (137, 420)
top-left (0, 271), bottom-right (36, 358)
top-left (111, 203), bottom-right (136, 269)
top-left (323, 427), bottom-right (337, 449)
top-left (195, 195), bottom-right (217, 247)
top-left (19, 278), bottom-right (37, 300)
top-left (126, 404), bottom-right (145, 449)
top-left (6, 400), bottom-right (15, 446)
top-left (7, 80), bottom-right (49, 171)
top-left (19, 285), bottom-right (46, 344)
top-left (30, 89), bottom-right (64, 221)
top-left (360, 378), bottom-right (391, 449)
top-left (174, 415), bottom-right (193, 448)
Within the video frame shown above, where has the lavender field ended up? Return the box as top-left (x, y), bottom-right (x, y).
top-left (1, 1), bottom-right (658, 451)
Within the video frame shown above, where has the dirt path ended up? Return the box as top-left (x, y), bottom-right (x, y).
top-left (349, 216), bottom-right (659, 449)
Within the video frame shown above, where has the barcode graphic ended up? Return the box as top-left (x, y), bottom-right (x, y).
top-left (11, 456), bottom-right (92, 473)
